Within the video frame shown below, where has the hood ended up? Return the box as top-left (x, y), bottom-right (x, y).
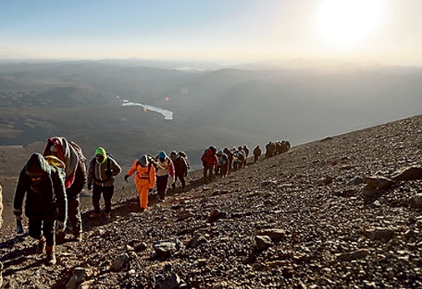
top-left (158, 151), bottom-right (166, 159)
top-left (138, 155), bottom-right (147, 167)
top-left (25, 153), bottom-right (51, 177)
top-left (95, 147), bottom-right (107, 164)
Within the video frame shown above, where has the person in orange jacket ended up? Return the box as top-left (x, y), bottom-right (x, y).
top-left (124, 155), bottom-right (156, 211)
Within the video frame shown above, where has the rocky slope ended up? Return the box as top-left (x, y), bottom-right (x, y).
top-left (1, 115), bottom-right (422, 288)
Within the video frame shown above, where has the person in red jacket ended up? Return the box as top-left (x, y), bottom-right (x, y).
top-left (201, 148), bottom-right (218, 184)
top-left (125, 155), bottom-right (156, 211)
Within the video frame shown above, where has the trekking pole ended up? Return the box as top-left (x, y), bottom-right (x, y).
top-left (120, 180), bottom-right (128, 193)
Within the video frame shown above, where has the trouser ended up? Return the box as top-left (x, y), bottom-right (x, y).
top-left (68, 196), bottom-right (82, 235)
top-left (92, 184), bottom-right (114, 214)
top-left (66, 169), bottom-right (85, 235)
top-left (172, 173), bottom-right (186, 191)
top-left (157, 175), bottom-right (169, 200)
top-left (220, 164), bottom-right (228, 177)
top-left (203, 166), bottom-right (213, 184)
top-left (135, 180), bottom-right (150, 209)
top-left (28, 218), bottom-right (55, 247)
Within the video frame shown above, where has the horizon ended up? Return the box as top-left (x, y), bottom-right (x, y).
top-left (2, 1), bottom-right (422, 66)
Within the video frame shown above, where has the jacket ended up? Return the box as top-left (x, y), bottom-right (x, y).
top-left (14, 153), bottom-right (67, 222)
top-left (201, 149), bottom-right (218, 169)
top-left (156, 157), bottom-right (175, 178)
top-left (127, 159), bottom-right (156, 189)
top-left (172, 156), bottom-right (188, 177)
top-left (88, 155), bottom-right (122, 187)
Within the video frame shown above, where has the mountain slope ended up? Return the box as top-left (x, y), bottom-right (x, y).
top-left (1, 114), bottom-right (422, 288)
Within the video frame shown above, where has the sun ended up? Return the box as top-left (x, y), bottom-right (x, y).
top-left (317, 0), bottom-right (383, 47)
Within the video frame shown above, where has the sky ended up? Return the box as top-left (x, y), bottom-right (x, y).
top-left (1, 0), bottom-right (422, 65)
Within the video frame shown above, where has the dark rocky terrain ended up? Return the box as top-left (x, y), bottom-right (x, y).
top-left (1, 114), bottom-right (422, 288)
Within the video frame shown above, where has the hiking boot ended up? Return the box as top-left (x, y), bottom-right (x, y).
top-left (36, 236), bottom-right (46, 255)
top-left (90, 213), bottom-right (101, 218)
top-left (46, 245), bottom-right (56, 265)
top-left (104, 212), bottom-right (111, 220)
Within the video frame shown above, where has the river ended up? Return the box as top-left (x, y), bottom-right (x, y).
top-left (117, 97), bottom-right (173, 120)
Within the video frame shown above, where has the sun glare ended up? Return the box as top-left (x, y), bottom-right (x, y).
top-left (317, 0), bottom-right (383, 47)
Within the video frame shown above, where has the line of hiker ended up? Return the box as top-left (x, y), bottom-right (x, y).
top-left (265, 140), bottom-right (291, 158)
top-left (201, 140), bottom-right (291, 184)
top-left (8, 135), bottom-right (288, 266)
top-left (10, 136), bottom-right (191, 266)
top-left (201, 145), bottom-right (250, 184)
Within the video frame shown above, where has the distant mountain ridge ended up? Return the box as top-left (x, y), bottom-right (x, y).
top-left (1, 59), bottom-right (422, 158)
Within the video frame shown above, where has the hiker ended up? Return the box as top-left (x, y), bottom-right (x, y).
top-left (265, 141), bottom-right (276, 158)
top-left (0, 182), bottom-right (3, 285)
top-left (43, 137), bottom-right (87, 242)
top-left (201, 148), bottom-right (218, 184)
top-left (0, 181), bottom-right (3, 232)
top-left (281, 140), bottom-right (291, 153)
top-left (223, 147), bottom-right (233, 173)
top-left (87, 147), bottom-right (122, 219)
top-left (243, 145), bottom-right (249, 165)
top-left (170, 151), bottom-right (188, 192)
top-left (216, 150), bottom-right (228, 178)
top-left (124, 155), bottom-right (156, 211)
top-left (178, 151), bottom-right (191, 172)
top-left (238, 146), bottom-right (246, 168)
top-left (155, 151), bottom-right (175, 201)
top-left (253, 145), bottom-right (262, 163)
top-left (232, 148), bottom-right (241, 171)
top-left (13, 153), bottom-right (67, 265)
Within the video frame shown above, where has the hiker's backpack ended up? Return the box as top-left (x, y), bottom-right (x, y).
top-left (137, 155), bottom-right (154, 174)
top-left (44, 155), bottom-right (66, 179)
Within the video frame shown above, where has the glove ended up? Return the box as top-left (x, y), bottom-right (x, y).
top-left (88, 183), bottom-right (92, 190)
top-left (56, 221), bottom-right (66, 233)
top-left (124, 174), bottom-right (129, 182)
top-left (106, 170), bottom-right (112, 178)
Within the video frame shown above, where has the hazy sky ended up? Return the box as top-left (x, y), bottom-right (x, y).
top-left (1, 0), bottom-right (422, 65)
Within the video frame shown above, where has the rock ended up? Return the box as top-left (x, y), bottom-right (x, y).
top-left (159, 274), bottom-right (183, 289)
top-left (261, 180), bottom-right (277, 188)
top-left (336, 249), bottom-right (369, 261)
top-left (154, 239), bottom-right (185, 258)
top-left (362, 228), bottom-right (395, 242)
top-left (211, 190), bottom-right (231, 196)
top-left (347, 176), bottom-right (363, 185)
top-left (207, 210), bottom-right (226, 222)
top-left (187, 235), bottom-right (208, 248)
top-left (110, 253), bottom-right (130, 271)
top-left (362, 176), bottom-right (394, 190)
top-left (391, 166), bottom-right (422, 181)
top-left (176, 210), bottom-right (194, 221)
top-left (408, 193), bottom-right (422, 208)
top-left (257, 228), bottom-right (286, 242)
top-left (128, 239), bottom-right (148, 252)
top-left (66, 267), bottom-right (93, 289)
top-left (255, 235), bottom-right (273, 251)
